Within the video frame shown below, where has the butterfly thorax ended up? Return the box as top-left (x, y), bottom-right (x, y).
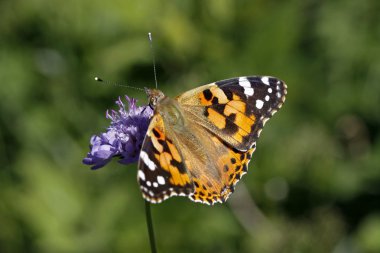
top-left (145, 88), bottom-right (185, 127)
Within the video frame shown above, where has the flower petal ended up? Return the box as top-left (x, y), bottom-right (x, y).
top-left (83, 96), bottom-right (153, 169)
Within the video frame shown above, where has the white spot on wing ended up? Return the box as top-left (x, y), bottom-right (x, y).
top-left (157, 175), bottom-right (165, 185)
top-left (256, 99), bottom-right (264, 109)
top-left (140, 151), bottom-right (156, 171)
top-left (146, 181), bottom-right (151, 187)
top-left (138, 170), bottom-right (146, 181)
top-left (244, 88), bottom-right (254, 96)
top-left (268, 88), bottom-right (273, 93)
top-left (265, 95), bottom-right (270, 101)
top-left (261, 76), bottom-right (270, 85)
top-left (239, 77), bottom-right (254, 97)
top-left (153, 182), bottom-right (158, 188)
top-left (238, 77), bottom-right (251, 87)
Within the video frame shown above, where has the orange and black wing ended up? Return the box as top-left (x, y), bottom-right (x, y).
top-left (138, 113), bottom-right (256, 205)
top-left (137, 113), bottom-right (194, 203)
top-left (177, 76), bottom-right (287, 151)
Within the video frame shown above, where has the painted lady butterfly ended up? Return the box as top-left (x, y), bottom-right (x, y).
top-left (138, 76), bottom-right (287, 205)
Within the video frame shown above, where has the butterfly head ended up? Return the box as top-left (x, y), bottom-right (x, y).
top-left (145, 88), bottom-right (165, 109)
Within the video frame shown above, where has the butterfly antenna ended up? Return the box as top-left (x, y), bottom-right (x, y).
top-left (148, 32), bottom-right (158, 89)
top-left (94, 77), bottom-right (145, 92)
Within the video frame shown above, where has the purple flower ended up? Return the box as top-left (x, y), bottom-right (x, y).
top-left (83, 96), bottom-right (153, 170)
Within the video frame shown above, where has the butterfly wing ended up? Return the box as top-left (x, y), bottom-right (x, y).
top-left (176, 76), bottom-right (287, 151)
top-left (138, 111), bottom-right (255, 205)
top-left (137, 113), bottom-right (194, 203)
top-left (185, 126), bottom-right (256, 204)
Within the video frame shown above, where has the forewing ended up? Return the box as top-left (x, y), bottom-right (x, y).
top-left (176, 76), bottom-right (287, 151)
top-left (137, 113), bottom-right (194, 203)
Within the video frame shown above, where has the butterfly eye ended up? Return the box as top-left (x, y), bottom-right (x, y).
top-left (150, 97), bottom-right (157, 107)
top-left (147, 89), bottom-right (165, 108)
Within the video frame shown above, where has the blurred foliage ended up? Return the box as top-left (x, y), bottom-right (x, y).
top-left (1, 0), bottom-right (380, 252)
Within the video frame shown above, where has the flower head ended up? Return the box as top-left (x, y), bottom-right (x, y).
top-left (83, 96), bottom-right (153, 170)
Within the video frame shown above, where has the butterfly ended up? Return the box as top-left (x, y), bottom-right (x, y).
top-left (137, 76), bottom-right (287, 205)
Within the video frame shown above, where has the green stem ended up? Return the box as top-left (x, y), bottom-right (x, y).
top-left (145, 200), bottom-right (157, 253)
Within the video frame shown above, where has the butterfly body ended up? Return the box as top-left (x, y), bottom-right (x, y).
top-left (138, 76), bottom-right (287, 205)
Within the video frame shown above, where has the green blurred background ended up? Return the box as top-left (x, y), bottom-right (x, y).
top-left (1, 0), bottom-right (380, 252)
